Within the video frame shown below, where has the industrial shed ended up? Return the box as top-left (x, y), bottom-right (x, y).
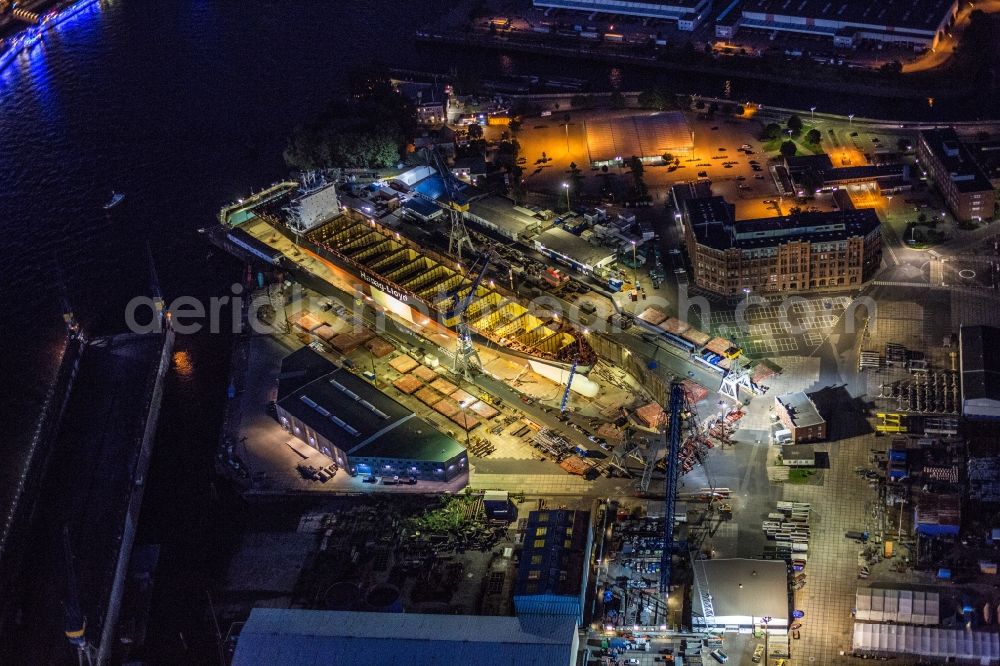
top-left (853, 623), bottom-right (1000, 662)
top-left (691, 559), bottom-right (789, 630)
top-left (960, 325), bottom-right (1000, 420)
top-left (854, 588), bottom-right (939, 625)
top-left (585, 112), bottom-right (693, 166)
top-left (233, 608), bottom-right (580, 666)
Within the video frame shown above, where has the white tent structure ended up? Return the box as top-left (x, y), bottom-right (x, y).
top-left (853, 623), bottom-right (1000, 662)
top-left (855, 588), bottom-right (940, 625)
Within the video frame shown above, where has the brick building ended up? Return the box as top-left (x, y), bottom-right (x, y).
top-left (917, 128), bottom-right (996, 222)
top-left (682, 199), bottom-right (882, 296)
top-left (775, 392), bottom-right (827, 443)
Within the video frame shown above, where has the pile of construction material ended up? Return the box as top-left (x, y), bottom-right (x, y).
top-left (762, 501), bottom-right (811, 575)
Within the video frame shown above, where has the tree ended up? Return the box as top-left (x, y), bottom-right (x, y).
top-left (610, 91), bottom-right (626, 109)
top-left (695, 100), bottom-right (706, 110)
top-left (879, 61), bottom-right (903, 77)
top-left (787, 114), bottom-right (804, 134)
top-left (896, 137), bottom-right (912, 152)
top-left (976, 130), bottom-right (992, 142)
top-left (569, 161), bottom-right (584, 191)
top-left (571, 94), bottom-right (590, 109)
top-left (801, 169), bottom-right (823, 193)
top-left (284, 65), bottom-right (415, 170)
top-left (509, 165), bottom-right (525, 204)
top-left (780, 140), bottom-right (797, 158)
top-left (662, 153), bottom-right (674, 164)
top-left (496, 138), bottom-right (520, 170)
top-left (805, 128), bottom-right (822, 144)
top-left (763, 123), bottom-right (782, 140)
top-left (467, 122), bottom-right (484, 140)
top-left (638, 88), bottom-right (669, 110)
top-left (627, 155), bottom-right (647, 198)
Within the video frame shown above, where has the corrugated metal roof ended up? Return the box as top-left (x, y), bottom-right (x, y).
top-left (233, 609), bottom-right (578, 666)
top-left (853, 622), bottom-right (1000, 660)
top-left (586, 112), bottom-right (692, 162)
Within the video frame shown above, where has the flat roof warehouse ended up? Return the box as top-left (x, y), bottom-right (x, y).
top-left (586, 112), bottom-right (693, 166)
top-left (739, 0), bottom-right (957, 44)
top-left (276, 348), bottom-right (466, 465)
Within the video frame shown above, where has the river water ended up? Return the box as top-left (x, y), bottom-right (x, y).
top-left (0, 0), bottom-right (990, 660)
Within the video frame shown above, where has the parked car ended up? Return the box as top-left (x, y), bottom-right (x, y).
top-left (792, 609), bottom-right (805, 619)
top-left (752, 644), bottom-right (765, 663)
top-left (710, 649), bottom-right (728, 663)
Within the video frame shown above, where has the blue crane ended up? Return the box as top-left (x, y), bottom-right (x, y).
top-left (559, 359), bottom-right (579, 413)
top-left (660, 381), bottom-right (686, 595)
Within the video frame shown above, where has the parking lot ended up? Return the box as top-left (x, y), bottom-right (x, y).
top-left (512, 110), bottom-right (787, 215)
top-left (705, 296), bottom-right (853, 359)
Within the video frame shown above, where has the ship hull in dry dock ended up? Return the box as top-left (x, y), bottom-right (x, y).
top-left (210, 217), bottom-right (594, 376)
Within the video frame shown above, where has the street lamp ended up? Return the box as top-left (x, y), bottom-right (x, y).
top-left (630, 240), bottom-right (638, 288)
top-left (562, 182), bottom-right (571, 211)
top-left (810, 106), bottom-right (816, 118)
top-left (848, 113), bottom-right (855, 124)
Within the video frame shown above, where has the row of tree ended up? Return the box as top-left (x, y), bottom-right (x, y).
top-left (283, 66), bottom-right (416, 170)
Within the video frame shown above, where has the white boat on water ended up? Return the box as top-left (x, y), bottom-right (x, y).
top-left (103, 192), bottom-right (125, 209)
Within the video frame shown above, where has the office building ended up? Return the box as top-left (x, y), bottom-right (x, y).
top-left (918, 129), bottom-right (996, 222)
top-left (775, 392), bottom-right (827, 443)
top-left (683, 202), bottom-right (882, 296)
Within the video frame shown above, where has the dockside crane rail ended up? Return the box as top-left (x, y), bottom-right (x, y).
top-left (63, 525), bottom-right (96, 665)
top-left (146, 241), bottom-right (165, 319)
top-left (444, 250), bottom-right (494, 380)
top-left (428, 147), bottom-right (475, 260)
top-left (660, 381), bottom-right (686, 595)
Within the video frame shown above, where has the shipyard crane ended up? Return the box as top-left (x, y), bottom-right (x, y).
top-left (63, 525), bottom-right (96, 665)
top-left (559, 338), bottom-right (587, 413)
top-left (444, 250), bottom-right (493, 380)
top-left (428, 147), bottom-right (475, 260)
top-left (660, 381), bottom-right (686, 595)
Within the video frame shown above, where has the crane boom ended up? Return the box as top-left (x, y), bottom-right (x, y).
top-left (660, 381), bottom-right (686, 595)
top-left (559, 359), bottom-right (579, 413)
